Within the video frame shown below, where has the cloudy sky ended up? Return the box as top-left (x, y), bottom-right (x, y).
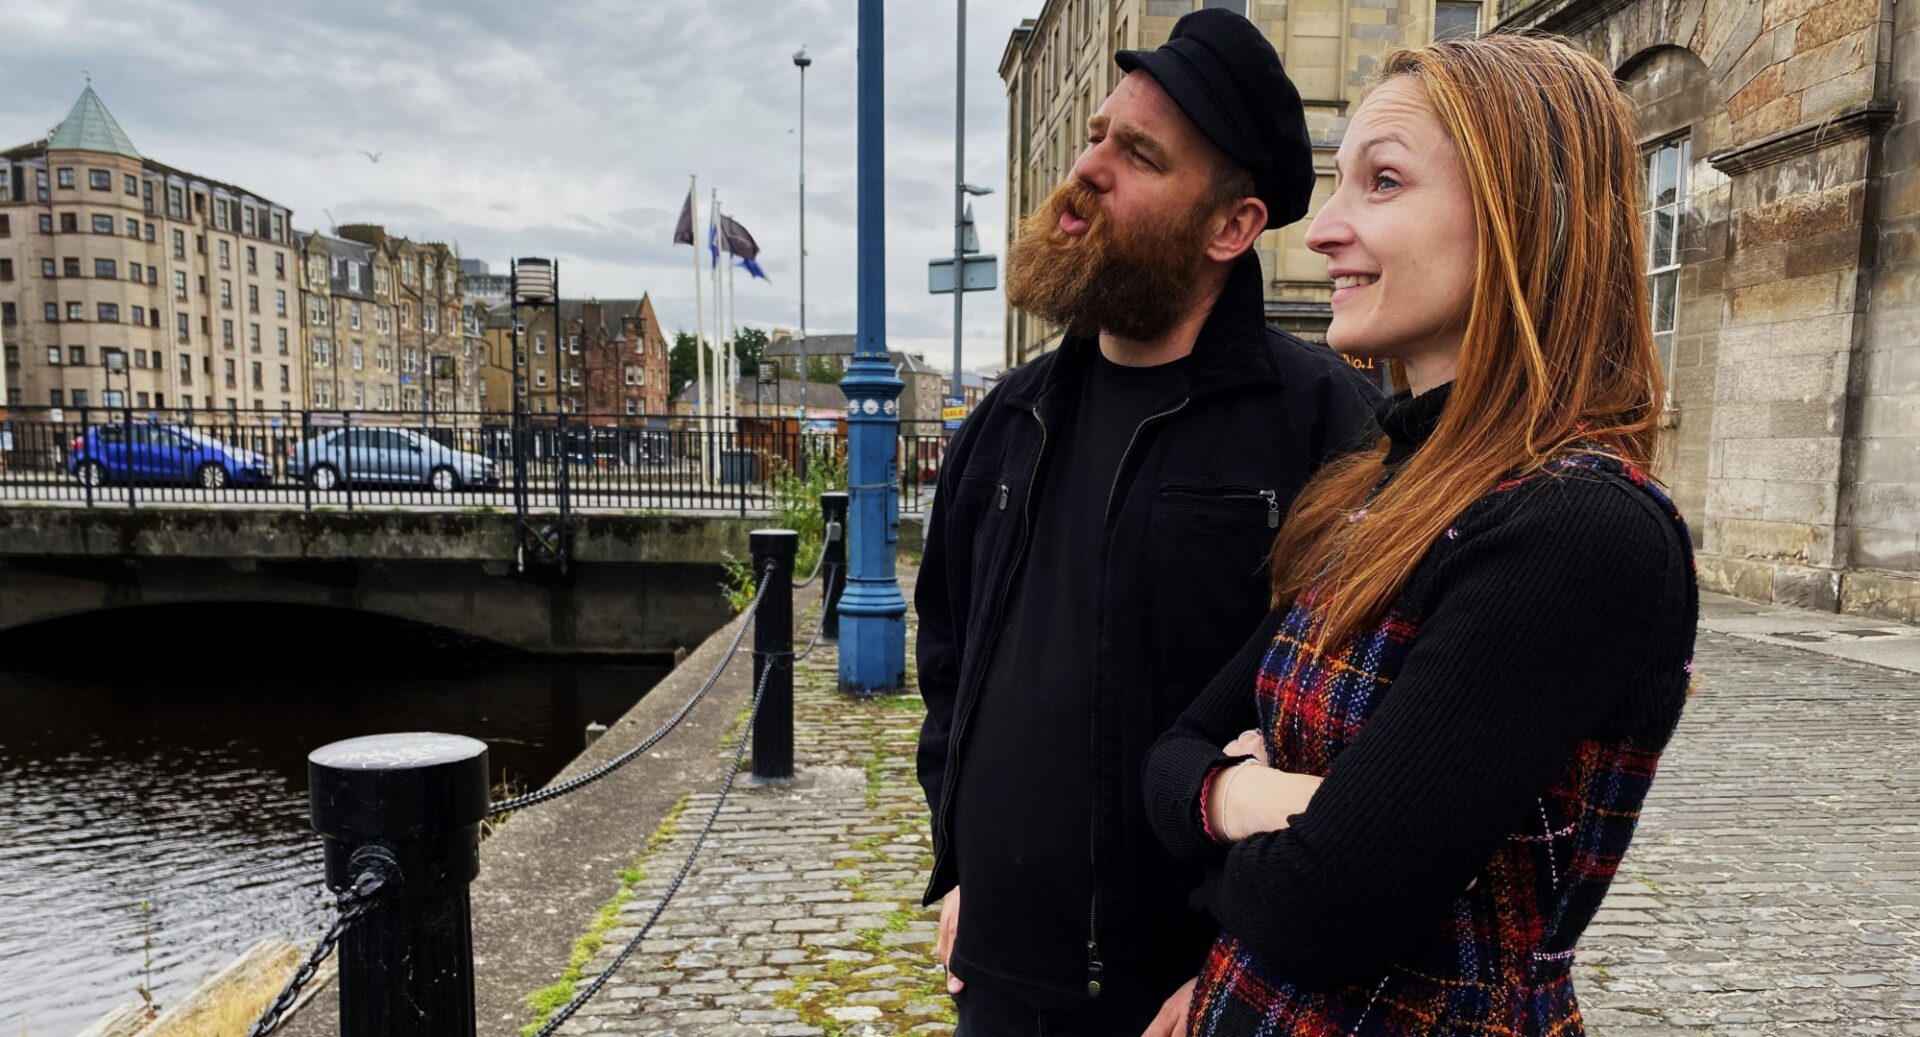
top-left (1, 0), bottom-right (1049, 373)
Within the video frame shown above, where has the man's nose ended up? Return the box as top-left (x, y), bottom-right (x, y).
top-left (1068, 145), bottom-right (1112, 195)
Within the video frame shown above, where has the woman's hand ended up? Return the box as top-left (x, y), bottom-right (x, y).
top-left (1221, 729), bottom-right (1269, 766)
top-left (1207, 765), bottom-right (1323, 843)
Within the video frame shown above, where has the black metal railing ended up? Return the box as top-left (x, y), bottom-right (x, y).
top-left (0, 406), bottom-right (950, 515)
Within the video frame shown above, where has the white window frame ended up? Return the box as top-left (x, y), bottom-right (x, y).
top-left (1642, 134), bottom-right (1690, 394)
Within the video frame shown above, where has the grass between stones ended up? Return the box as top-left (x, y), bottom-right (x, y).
top-left (516, 792), bottom-right (691, 1037)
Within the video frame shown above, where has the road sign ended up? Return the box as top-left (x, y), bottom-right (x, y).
top-left (928, 254), bottom-right (997, 294)
top-left (942, 396), bottom-right (967, 431)
top-left (961, 202), bottom-right (981, 254)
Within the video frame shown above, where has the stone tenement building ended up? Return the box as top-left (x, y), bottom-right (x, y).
top-left (333, 225), bottom-right (479, 415)
top-left (558, 296), bottom-right (671, 417)
top-left (1493, 0), bottom-right (1920, 619)
top-left (475, 296), bottom-right (670, 419)
top-left (998, 0), bottom-right (1479, 369)
top-left (0, 87), bottom-right (303, 413)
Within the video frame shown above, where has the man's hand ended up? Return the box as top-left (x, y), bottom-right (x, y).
top-left (935, 887), bottom-right (964, 994)
top-left (1221, 729), bottom-right (1268, 766)
top-left (1141, 977), bottom-right (1197, 1037)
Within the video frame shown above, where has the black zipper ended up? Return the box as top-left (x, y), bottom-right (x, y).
top-left (1158, 486), bottom-right (1281, 528)
top-left (924, 403), bottom-right (1049, 905)
top-left (1086, 396), bottom-right (1190, 997)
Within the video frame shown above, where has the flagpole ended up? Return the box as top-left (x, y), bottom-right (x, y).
top-left (712, 189), bottom-right (727, 423)
top-left (689, 175), bottom-right (712, 486)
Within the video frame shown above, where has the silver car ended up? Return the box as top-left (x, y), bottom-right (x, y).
top-left (293, 426), bottom-right (497, 492)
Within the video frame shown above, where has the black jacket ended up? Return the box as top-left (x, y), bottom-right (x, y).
top-left (915, 254), bottom-right (1382, 994)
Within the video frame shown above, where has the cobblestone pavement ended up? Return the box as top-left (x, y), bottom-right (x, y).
top-left (540, 576), bottom-right (1918, 1036)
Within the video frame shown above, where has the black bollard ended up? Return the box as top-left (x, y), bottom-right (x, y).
top-left (750, 529), bottom-right (798, 781)
top-left (309, 733), bottom-right (490, 1037)
top-left (819, 491), bottom-right (849, 643)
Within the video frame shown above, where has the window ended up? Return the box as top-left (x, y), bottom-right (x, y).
top-left (1643, 136), bottom-right (1690, 384)
top-left (375, 307), bottom-right (390, 333)
top-left (3, 345), bottom-right (15, 365)
top-left (128, 261), bottom-right (141, 282)
top-left (0, 214), bottom-right (8, 236)
top-left (64, 257), bottom-right (81, 278)
top-left (1434, 1), bottom-right (1480, 41)
top-left (248, 285), bottom-right (259, 312)
top-left (135, 350), bottom-right (147, 370)
top-left (247, 246), bottom-right (257, 274)
top-left (89, 169), bottom-right (110, 191)
top-left (347, 262), bottom-right (360, 292)
top-left (535, 332), bottom-right (546, 355)
top-left (377, 344), bottom-right (392, 371)
top-left (131, 305), bottom-right (145, 325)
top-left (144, 222), bottom-right (154, 242)
top-left (126, 217), bottom-right (139, 237)
top-left (91, 214), bottom-right (113, 234)
top-left (66, 302), bottom-right (83, 321)
top-left (215, 199), bottom-right (230, 231)
top-left (272, 213), bottom-right (284, 241)
top-left (61, 213), bottom-right (78, 233)
top-left (312, 338), bottom-right (332, 365)
top-left (40, 214), bottom-right (54, 233)
top-left (223, 319), bottom-right (234, 348)
top-left (147, 267), bottom-right (157, 285)
top-left (142, 181), bottom-right (153, 212)
top-left (536, 368), bottom-right (548, 387)
top-left (70, 346), bottom-right (86, 365)
top-left (97, 302), bottom-right (119, 322)
top-left (173, 271), bottom-right (187, 300)
top-left (167, 185), bottom-right (184, 218)
top-left (277, 327), bottom-right (289, 354)
top-left (42, 258), bottom-right (55, 278)
top-left (250, 323), bottom-right (261, 351)
top-left (0, 302), bottom-right (12, 325)
top-left (279, 364), bottom-right (290, 391)
top-left (95, 258), bottom-right (116, 279)
top-left (125, 173), bottom-right (138, 196)
top-left (45, 302), bottom-right (58, 322)
top-left (172, 229), bottom-right (185, 259)
top-left (224, 359), bottom-right (236, 386)
top-left (136, 392), bottom-right (149, 408)
top-left (350, 303), bottom-right (362, 330)
top-left (309, 296), bottom-right (327, 325)
top-left (57, 167), bottom-right (75, 188)
top-left (35, 169), bottom-right (48, 201)
top-left (275, 252), bottom-right (285, 278)
top-left (424, 307), bottom-right (437, 333)
top-left (176, 313), bottom-right (190, 342)
top-left (400, 302), bottom-right (411, 328)
top-left (252, 361), bottom-right (263, 389)
top-left (243, 207), bottom-right (255, 237)
top-left (351, 342), bottom-right (364, 369)
top-left (49, 389), bottom-right (64, 407)
top-left (0, 259), bottom-right (12, 281)
top-left (219, 240), bottom-right (230, 268)
top-left (47, 346), bottom-right (62, 365)
top-left (220, 280), bottom-right (232, 308)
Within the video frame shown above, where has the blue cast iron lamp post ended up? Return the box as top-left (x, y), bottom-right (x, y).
top-left (836, 0), bottom-right (908, 697)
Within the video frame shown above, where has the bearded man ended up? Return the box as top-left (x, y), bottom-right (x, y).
top-left (915, 10), bottom-right (1382, 1036)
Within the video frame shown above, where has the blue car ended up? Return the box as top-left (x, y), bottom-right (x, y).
top-left (68, 423), bottom-right (273, 489)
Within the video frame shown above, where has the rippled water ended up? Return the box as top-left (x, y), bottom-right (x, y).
top-left (0, 605), bottom-right (671, 1034)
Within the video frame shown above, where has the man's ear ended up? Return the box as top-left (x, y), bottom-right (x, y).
top-left (1205, 197), bottom-right (1268, 263)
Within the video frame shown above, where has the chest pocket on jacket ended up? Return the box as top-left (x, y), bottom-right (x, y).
top-left (1146, 478), bottom-right (1285, 679)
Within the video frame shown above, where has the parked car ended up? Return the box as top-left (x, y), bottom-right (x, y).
top-left (68, 423), bottom-right (272, 488)
top-left (292, 426), bottom-right (498, 492)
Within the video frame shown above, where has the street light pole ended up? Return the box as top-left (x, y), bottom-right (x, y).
top-left (952, 0), bottom-right (967, 406)
top-left (794, 46), bottom-right (811, 423)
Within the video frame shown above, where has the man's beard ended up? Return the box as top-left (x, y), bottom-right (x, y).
top-left (1004, 179), bottom-right (1215, 341)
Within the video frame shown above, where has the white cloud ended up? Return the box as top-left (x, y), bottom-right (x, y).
top-left (1, 0), bottom-right (1052, 372)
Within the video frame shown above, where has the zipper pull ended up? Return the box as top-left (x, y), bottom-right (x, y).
top-left (1086, 940), bottom-right (1105, 997)
top-left (998, 483), bottom-right (1009, 510)
top-left (1261, 489), bottom-right (1280, 529)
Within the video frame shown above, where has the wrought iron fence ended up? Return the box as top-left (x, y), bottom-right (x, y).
top-left (0, 406), bottom-right (951, 514)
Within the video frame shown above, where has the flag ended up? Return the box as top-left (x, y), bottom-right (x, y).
top-left (672, 188), bottom-right (695, 246)
top-left (721, 215), bottom-right (771, 282)
top-left (708, 213), bottom-right (721, 269)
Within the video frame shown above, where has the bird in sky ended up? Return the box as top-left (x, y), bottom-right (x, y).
top-left (357, 150), bottom-right (381, 163)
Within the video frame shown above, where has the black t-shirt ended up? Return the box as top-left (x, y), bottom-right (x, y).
top-left (950, 349), bottom-right (1188, 1018)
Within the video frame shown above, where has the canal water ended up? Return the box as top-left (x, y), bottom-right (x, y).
top-left (0, 604), bottom-right (675, 1034)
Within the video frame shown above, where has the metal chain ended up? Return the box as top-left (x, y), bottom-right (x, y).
top-left (529, 645), bottom-right (779, 1037)
top-left (790, 581), bottom-right (836, 663)
top-left (488, 559), bottom-right (778, 817)
top-left (791, 523), bottom-right (841, 589)
top-left (246, 867), bottom-right (390, 1037)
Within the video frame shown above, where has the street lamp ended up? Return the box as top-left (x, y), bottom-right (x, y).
top-left (954, 181), bottom-right (992, 405)
top-left (793, 45), bottom-right (811, 423)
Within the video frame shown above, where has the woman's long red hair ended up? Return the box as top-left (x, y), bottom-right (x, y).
top-left (1270, 34), bottom-right (1662, 649)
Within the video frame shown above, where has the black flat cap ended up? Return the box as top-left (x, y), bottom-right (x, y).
top-left (1115, 9), bottom-right (1313, 229)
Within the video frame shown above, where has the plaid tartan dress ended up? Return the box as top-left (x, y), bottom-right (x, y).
top-left (1187, 454), bottom-right (1691, 1037)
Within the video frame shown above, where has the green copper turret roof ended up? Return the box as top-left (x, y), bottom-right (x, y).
top-left (47, 86), bottom-right (141, 159)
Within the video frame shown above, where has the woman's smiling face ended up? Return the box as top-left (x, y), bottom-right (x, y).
top-left (1305, 76), bottom-right (1478, 391)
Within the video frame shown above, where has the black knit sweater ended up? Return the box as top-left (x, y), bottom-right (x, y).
top-left (1141, 383), bottom-right (1697, 990)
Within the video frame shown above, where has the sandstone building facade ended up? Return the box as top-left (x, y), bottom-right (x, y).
top-left (1498, 0), bottom-right (1920, 618)
top-left (1, 87), bottom-right (303, 414)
